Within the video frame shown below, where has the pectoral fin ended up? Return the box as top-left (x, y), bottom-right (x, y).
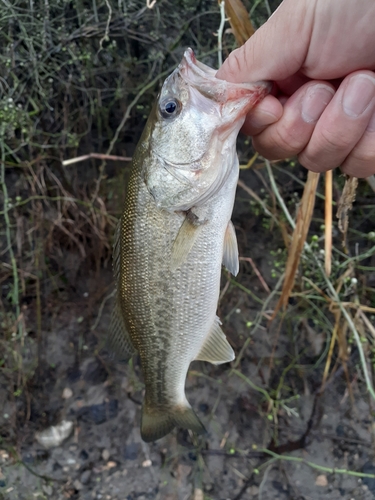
top-left (171, 215), bottom-right (203, 271)
top-left (222, 220), bottom-right (239, 276)
top-left (194, 317), bottom-right (235, 365)
top-left (107, 297), bottom-right (137, 362)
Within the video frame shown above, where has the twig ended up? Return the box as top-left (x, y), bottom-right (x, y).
top-left (239, 256), bottom-right (270, 293)
top-left (233, 272), bottom-right (284, 368)
top-left (62, 153), bottom-right (131, 167)
top-left (99, 0), bottom-right (112, 50)
top-left (258, 448), bottom-right (375, 479)
top-left (237, 178), bottom-right (278, 224)
top-left (217, 0), bottom-right (226, 68)
top-left (91, 289), bottom-right (116, 331)
top-left (357, 308), bottom-right (375, 339)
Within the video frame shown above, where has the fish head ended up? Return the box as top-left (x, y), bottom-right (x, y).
top-left (144, 48), bottom-right (271, 211)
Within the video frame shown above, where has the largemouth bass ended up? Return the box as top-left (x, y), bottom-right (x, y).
top-left (109, 48), bottom-right (270, 442)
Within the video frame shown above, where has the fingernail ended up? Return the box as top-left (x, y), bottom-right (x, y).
top-left (342, 75), bottom-right (375, 117)
top-left (366, 111), bottom-right (375, 132)
top-left (301, 85), bottom-right (334, 123)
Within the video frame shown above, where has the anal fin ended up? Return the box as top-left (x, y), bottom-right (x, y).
top-left (222, 220), bottom-right (239, 276)
top-left (107, 295), bottom-right (137, 363)
top-left (194, 317), bottom-right (235, 365)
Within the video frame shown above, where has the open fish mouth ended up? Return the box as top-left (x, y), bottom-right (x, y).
top-left (179, 47), bottom-right (272, 108)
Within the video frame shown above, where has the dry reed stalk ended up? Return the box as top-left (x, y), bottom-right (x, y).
top-left (273, 170), bottom-right (320, 315)
top-left (223, 0), bottom-right (255, 46)
top-left (321, 309), bottom-right (340, 391)
top-left (325, 169), bottom-right (332, 276)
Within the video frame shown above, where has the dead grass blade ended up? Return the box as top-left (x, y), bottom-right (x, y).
top-left (337, 176), bottom-right (358, 247)
top-left (321, 309), bottom-right (340, 391)
top-left (325, 170), bottom-right (332, 276)
top-left (366, 174), bottom-right (375, 193)
top-left (356, 309), bottom-right (375, 339)
top-left (273, 170), bottom-right (320, 315)
top-left (224, 0), bottom-right (255, 46)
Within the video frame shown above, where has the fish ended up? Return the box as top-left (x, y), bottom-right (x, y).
top-left (108, 48), bottom-right (270, 442)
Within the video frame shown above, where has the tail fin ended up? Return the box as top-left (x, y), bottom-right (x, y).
top-left (141, 402), bottom-right (206, 442)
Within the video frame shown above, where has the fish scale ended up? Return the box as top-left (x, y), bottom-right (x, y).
top-left (108, 48), bottom-right (270, 442)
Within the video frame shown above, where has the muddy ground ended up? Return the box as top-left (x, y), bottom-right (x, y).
top-left (1, 165), bottom-right (375, 500)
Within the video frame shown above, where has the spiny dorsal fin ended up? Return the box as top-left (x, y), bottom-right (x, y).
top-left (222, 220), bottom-right (239, 276)
top-left (113, 217), bottom-right (122, 283)
top-left (171, 215), bottom-right (203, 271)
top-left (194, 317), bottom-right (235, 365)
top-left (107, 297), bottom-right (137, 363)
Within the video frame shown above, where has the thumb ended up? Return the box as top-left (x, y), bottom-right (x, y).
top-left (216, 0), bottom-right (315, 84)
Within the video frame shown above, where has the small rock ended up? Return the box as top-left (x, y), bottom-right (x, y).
top-left (315, 474), bottom-right (328, 487)
top-left (77, 400), bottom-right (118, 425)
top-left (80, 470), bottom-right (91, 485)
top-left (62, 387), bottom-right (73, 399)
top-left (102, 449), bottom-right (110, 461)
top-left (247, 485), bottom-right (259, 496)
top-left (43, 485), bottom-right (53, 496)
top-left (142, 459), bottom-right (152, 467)
top-left (123, 442), bottom-right (140, 460)
top-left (198, 403), bottom-right (209, 414)
top-left (193, 489), bottom-right (204, 500)
top-left (35, 420), bottom-right (74, 449)
top-left (73, 479), bottom-right (83, 490)
top-left (79, 449), bottom-right (89, 461)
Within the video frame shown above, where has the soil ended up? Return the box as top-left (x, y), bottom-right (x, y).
top-left (1, 166), bottom-right (374, 500)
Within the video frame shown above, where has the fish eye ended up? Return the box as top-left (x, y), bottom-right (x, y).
top-left (159, 98), bottom-right (181, 119)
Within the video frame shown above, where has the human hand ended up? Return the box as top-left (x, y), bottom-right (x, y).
top-left (216, 0), bottom-right (375, 178)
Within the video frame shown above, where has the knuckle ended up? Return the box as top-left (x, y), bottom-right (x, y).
top-left (254, 124), bottom-right (307, 160)
top-left (318, 126), bottom-right (352, 152)
top-left (297, 153), bottom-right (327, 173)
top-left (342, 142), bottom-right (375, 178)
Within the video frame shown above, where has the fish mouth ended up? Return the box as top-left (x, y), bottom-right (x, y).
top-left (179, 48), bottom-right (272, 110)
top-left (155, 152), bottom-right (205, 173)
